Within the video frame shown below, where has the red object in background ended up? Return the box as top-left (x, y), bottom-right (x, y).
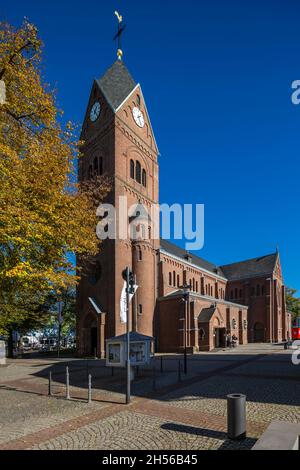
top-left (292, 327), bottom-right (300, 340)
top-left (292, 317), bottom-right (300, 340)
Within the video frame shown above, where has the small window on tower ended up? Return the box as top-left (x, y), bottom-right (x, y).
top-left (136, 161), bottom-right (141, 183)
top-left (142, 169), bottom-right (147, 187)
top-left (138, 304), bottom-right (143, 315)
top-left (137, 94), bottom-right (141, 107)
top-left (130, 159), bottom-right (134, 179)
top-left (138, 249), bottom-right (142, 261)
top-left (93, 157), bottom-right (98, 176)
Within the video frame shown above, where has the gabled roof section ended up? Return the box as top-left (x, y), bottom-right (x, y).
top-left (198, 306), bottom-right (216, 323)
top-left (106, 332), bottom-right (153, 342)
top-left (160, 239), bottom-right (225, 278)
top-left (220, 253), bottom-right (277, 281)
top-left (96, 60), bottom-right (136, 111)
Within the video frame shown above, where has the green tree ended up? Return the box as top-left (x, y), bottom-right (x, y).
top-left (285, 287), bottom-right (300, 322)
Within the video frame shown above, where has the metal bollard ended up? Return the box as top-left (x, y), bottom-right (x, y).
top-left (227, 394), bottom-right (246, 440)
top-left (66, 366), bottom-right (70, 400)
top-left (48, 370), bottom-right (53, 396)
top-left (152, 360), bottom-right (156, 391)
top-left (178, 360), bottom-right (181, 382)
top-left (160, 356), bottom-right (163, 374)
top-left (88, 373), bottom-right (92, 404)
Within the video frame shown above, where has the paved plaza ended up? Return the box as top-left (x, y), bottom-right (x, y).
top-left (0, 344), bottom-right (299, 450)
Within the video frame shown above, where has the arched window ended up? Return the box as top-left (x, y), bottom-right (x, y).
top-left (211, 285), bottom-right (213, 296)
top-left (93, 157), bottom-right (98, 175)
top-left (173, 271), bottom-right (176, 287)
top-left (177, 274), bottom-right (180, 288)
top-left (205, 285), bottom-right (208, 295)
top-left (130, 159), bottom-right (134, 179)
top-left (192, 278), bottom-right (195, 292)
top-left (136, 161), bottom-right (141, 183)
top-left (140, 224), bottom-right (146, 239)
top-left (169, 272), bottom-right (172, 285)
top-left (136, 94), bottom-right (141, 107)
top-left (138, 249), bottom-right (142, 261)
top-left (196, 281), bottom-right (198, 292)
top-left (138, 304), bottom-right (142, 314)
top-left (142, 169), bottom-right (147, 187)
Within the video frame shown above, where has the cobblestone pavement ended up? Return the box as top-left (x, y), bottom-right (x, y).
top-left (0, 344), bottom-right (299, 450)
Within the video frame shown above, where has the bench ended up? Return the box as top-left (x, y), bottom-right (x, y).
top-left (252, 420), bottom-right (300, 450)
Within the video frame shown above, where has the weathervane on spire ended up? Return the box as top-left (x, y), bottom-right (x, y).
top-left (114, 11), bottom-right (126, 60)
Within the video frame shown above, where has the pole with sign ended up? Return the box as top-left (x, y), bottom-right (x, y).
top-left (121, 267), bottom-right (136, 404)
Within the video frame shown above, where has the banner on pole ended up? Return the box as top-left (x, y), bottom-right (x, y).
top-left (120, 281), bottom-right (138, 323)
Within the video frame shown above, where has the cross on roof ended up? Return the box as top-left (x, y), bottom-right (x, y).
top-left (113, 11), bottom-right (126, 61)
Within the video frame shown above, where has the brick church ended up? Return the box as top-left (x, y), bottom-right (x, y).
top-left (76, 59), bottom-right (291, 357)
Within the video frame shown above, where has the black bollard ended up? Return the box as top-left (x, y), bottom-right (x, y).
top-left (88, 373), bottom-right (92, 404)
top-left (152, 360), bottom-right (156, 391)
top-left (178, 360), bottom-right (181, 382)
top-left (227, 394), bottom-right (246, 440)
top-left (48, 370), bottom-right (53, 396)
top-left (160, 356), bottom-right (163, 374)
top-left (66, 366), bottom-right (70, 400)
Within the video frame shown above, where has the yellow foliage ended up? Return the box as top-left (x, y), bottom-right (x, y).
top-left (0, 20), bottom-right (110, 333)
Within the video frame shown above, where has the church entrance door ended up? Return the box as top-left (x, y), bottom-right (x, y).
top-left (253, 322), bottom-right (264, 342)
top-left (90, 327), bottom-right (97, 355)
top-left (214, 327), bottom-right (226, 348)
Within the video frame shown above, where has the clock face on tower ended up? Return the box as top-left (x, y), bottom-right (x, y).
top-left (132, 107), bottom-right (145, 128)
top-left (90, 101), bottom-right (101, 122)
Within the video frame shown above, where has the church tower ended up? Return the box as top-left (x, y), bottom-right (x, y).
top-left (76, 59), bottom-right (159, 357)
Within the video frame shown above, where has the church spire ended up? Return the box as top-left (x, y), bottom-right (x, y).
top-left (114, 11), bottom-right (126, 61)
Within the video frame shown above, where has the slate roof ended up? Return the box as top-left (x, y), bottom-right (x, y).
top-left (96, 61), bottom-right (136, 111)
top-left (160, 240), bottom-right (277, 281)
top-left (198, 306), bottom-right (216, 323)
top-left (160, 239), bottom-right (225, 277)
top-left (220, 253), bottom-right (277, 280)
top-left (106, 332), bottom-right (153, 342)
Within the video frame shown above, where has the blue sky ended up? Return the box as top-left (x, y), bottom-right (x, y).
top-left (2, 0), bottom-right (300, 292)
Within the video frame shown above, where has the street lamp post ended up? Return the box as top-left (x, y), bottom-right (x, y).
top-left (180, 284), bottom-right (190, 374)
top-left (126, 267), bottom-right (130, 404)
top-left (57, 300), bottom-right (63, 359)
top-left (122, 267), bottom-right (135, 404)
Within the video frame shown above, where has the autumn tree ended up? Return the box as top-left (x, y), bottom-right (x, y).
top-left (0, 21), bottom-right (110, 336)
